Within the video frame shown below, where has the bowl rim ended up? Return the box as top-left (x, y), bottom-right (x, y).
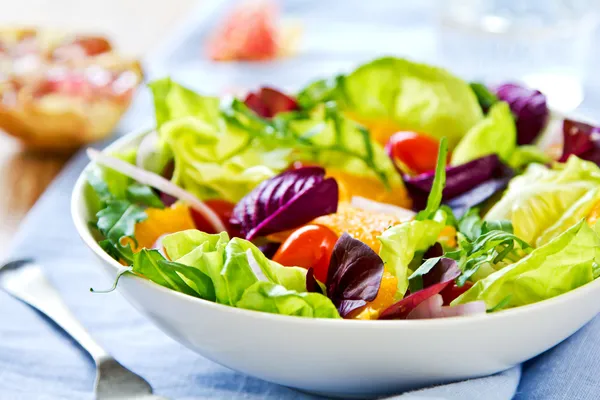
top-left (71, 126), bottom-right (600, 327)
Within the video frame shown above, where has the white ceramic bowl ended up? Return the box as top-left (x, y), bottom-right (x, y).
top-left (72, 129), bottom-right (600, 399)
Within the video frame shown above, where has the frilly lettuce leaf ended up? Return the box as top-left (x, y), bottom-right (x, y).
top-left (150, 78), bottom-right (293, 202)
top-left (378, 220), bottom-right (444, 298)
top-left (161, 229), bottom-right (309, 305)
top-left (298, 57), bottom-right (483, 147)
top-left (452, 220), bottom-right (600, 310)
top-left (237, 281), bottom-right (340, 318)
top-left (128, 229), bottom-right (339, 318)
top-left (451, 102), bottom-right (516, 165)
top-left (485, 156), bottom-right (600, 245)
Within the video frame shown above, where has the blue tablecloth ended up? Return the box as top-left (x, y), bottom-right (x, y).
top-left (3, 1), bottom-right (600, 399)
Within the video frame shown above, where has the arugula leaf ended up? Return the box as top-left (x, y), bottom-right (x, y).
top-left (455, 229), bottom-right (531, 286)
top-left (458, 208), bottom-right (513, 241)
top-left (96, 200), bottom-right (147, 244)
top-left (94, 200), bottom-right (147, 263)
top-left (126, 183), bottom-right (164, 209)
top-left (132, 249), bottom-right (215, 300)
top-left (416, 137), bottom-right (448, 221)
top-left (408, 256), bottom-right (442, 293)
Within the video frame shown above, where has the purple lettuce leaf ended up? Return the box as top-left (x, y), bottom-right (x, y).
top-left (494, 83), bottom-right (549, 145)
top-left (379, 257), bottom-right (461, 320)
top-left (404, 155), bottom-right (513, 217)
top-left (326, 233), bottom-right (384, 318)
top-left (230, 166), bottom-right (338, 240)
top-left (559, 119), bottom-right (600, 165)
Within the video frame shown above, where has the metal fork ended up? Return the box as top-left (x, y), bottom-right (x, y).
top-left (0, 259), bottom-right (169, 400)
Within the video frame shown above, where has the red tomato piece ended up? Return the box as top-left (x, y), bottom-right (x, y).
top-left (272, 224), bottom-right (338, 283)
top-left (190, 199), bottom-right (240, 237)
top-left (385, 131), bottom-right (444, 175)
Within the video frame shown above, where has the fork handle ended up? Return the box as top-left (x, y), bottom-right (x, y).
top-left (3, 262), bottom-right (111, 364)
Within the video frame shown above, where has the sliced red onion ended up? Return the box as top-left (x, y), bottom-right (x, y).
top-left (246, 249), bottom-right (268, 282)
top-left (87, 148), bottom-right (226, 232)
top-left (350, 196), bottom-right (415, 221)
top-left (406, 294), bottom-right (486, 319)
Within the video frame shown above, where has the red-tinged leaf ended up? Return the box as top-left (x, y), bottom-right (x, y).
top-left (230, 166), bottom-right (338, 240)
top-left (439, 281), bottom-right (474, 305)
top-left (404, 154), bottom-right (513, 217)
top-left (244, 92), bottom-right (271, 118)
top-left (243, 86), bottom-right (299, 118)
top-left (326, 233), bottom-right (384, 318)
top-left (559, 119), bottom-right (600, 165)
top-left (260, 87), bottom-right (299, 115)
top-left (380, 257), bottom-right (460, 320)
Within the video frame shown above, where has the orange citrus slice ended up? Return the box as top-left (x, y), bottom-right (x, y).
top-left (312, 204), bottom-right (401, 252)
top-left (350, 271), bottom-right (398, 320)
top-left (132, 203), bottom-right (196, 251)
top-left (326, 169), bottom-right (412, 209)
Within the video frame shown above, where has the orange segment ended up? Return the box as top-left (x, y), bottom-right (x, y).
top-left (438, 225), bottom-right (457, 248)
top-left (133, 204), bottom-right (196, 251)
top-left (351, 271), bottom-right (398, 320)
top-left (327, 169), bottom-right (412, 209)
top-left (313, 204), bottom-right (401, 252)
top-left (345, 112), bottom-right (401, 145)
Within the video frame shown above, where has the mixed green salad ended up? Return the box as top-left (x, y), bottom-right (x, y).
top-left (85, 57), bottom-right (600, 320)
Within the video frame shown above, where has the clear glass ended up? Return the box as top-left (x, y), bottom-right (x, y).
top-left (436, 0), bottom-right (599, 112)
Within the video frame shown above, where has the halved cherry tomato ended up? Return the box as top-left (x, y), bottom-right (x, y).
top-left (385, 131), bottom-right (444, 174)
top-left (272, 224), bottom-right (338, 282)
top-left (190, 199), bottom-right (240, 237)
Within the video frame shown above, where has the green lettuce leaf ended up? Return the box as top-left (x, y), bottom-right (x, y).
top-left (451, 101), bottom-right (516, 165)
top-left (508, 145), bottom-right (552, 170)
top-left (378, 219), bottom-right (444, 298)
top-left (150, 79), bottom-right (293, 202)
top-left (161, 230), bottom-right (309, 305)
top-left (452, 220), bottom-right (600, 310)
top-left (236, 281), bottom-right (340, 318)
top-left (485, 157), bottom-right (600, 245)
top-left (298, 57), bottom-right (483, 147)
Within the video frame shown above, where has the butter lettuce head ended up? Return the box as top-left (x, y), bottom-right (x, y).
top-left (451, 101), bottom-right (516, 165)
top-left (452, 220), bottom-right (600, 310)
top-left (378, 219), bottom-right (444, 298)
top-left (298, 57), bottom-right (484, 147)
top-left (485, 156), bottom-right (600, 246)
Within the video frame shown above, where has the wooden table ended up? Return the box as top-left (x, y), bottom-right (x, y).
top-left (0, 0), bottom-right (199, 256)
